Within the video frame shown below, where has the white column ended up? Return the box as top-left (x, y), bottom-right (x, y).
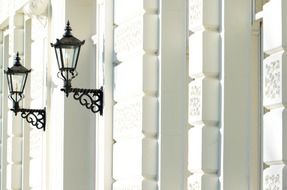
top-left (95, 0), bottom-right (114, 189)
top-left (222, 0), bottom-right (261, 189)
top-left (187, 0), bottom-right (220, 189)
top-left (48, 0), bottom-right (96, 190)
top-left (0, 30), bottom-right (4, 189)
top-left (263, 0), bottom-right (287, 189)
top-left (1, 29), bottom-right (9, 190)
top-left (159, 0), bottom-right (187, 190)
top-left (6, 13), bottom-right (24, 190)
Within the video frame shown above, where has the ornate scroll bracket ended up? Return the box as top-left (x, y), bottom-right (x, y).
top-left (11, 107), bottom-right (46, 131)
top-left (63, 87), bottom-right (103, 114)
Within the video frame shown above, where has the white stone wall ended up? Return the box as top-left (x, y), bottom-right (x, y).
top-left (188, 0), bottom-right (220, 189)
top-left (113, 0), bottom-right (159, 189)
top-left (263, 0), bottom-right (287, 189)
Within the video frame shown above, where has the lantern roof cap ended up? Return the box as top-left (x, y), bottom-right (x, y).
top-left (4, 52), bottom-right (31, 74)
top-left (50, 21), bottom-right (85, 47)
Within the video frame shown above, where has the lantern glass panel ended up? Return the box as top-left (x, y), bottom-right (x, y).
top-left (11, 73), bottom-right (27, 93)
top-left (55, 47), bottom-right (62, 70)
top-left (62, 46), bottom-right (79, 70)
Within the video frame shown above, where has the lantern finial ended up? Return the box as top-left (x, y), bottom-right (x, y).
top-left (15, 52), bottom-right (21, 66)
top-left (64, 20), bottom-right (72, 37)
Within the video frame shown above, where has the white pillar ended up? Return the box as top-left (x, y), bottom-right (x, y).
top-left (222, 0), bottom-right (261, 189)
top-left (188, 0), bottom-right (221, 189)
top-left (95, 0), bottom-right (114, 189)
top-left (159, 0), bottom-right (187, 189)
top-left (48, 0), bottom-right (97, 190)
top-left (1, 28), bottom-right (9, 190)
top-left (6, 12), bottom-right (24, 190)
top-left (263, 0), bottom-right (287, 189)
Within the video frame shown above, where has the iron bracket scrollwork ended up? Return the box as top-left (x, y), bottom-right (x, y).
top-left (11, 107), bottom-right (46, 131)
top-left (63, 87), bottom-right (103, 114)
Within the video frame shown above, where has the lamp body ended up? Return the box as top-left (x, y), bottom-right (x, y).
top-left (4, 53), bottom-right (31, 104)
top-left (51, 21), bottom-right (85, 88)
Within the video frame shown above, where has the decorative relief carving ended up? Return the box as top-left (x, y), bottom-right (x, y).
top-left (189, 0), bottom-right (202, 28)
top-left (114, 99), bottom-right (142, 138)
top-left (24, 0), bottom-right (48, 16)
top-left (265, 60), bottom-right (280, 100)
top-left (30, 129), bottom-right (42, 158)
top-left (264, 174), bottom-right (280, 190)
top-left (188, 181), bottom-right (200, 190)
top-left (114, 16), bottom-right (143, 60)
top-left (189, 84), bottom-right (201, 117)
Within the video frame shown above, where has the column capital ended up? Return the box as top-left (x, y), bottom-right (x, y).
top-left (23, 0), bottom-right (48, 16)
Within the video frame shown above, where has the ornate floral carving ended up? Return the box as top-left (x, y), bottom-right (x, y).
top-left (264, 174), bottom-right (280, 190)
top-left (114, 100), bottom-right (142, 138)
top-left (189, 84), bottom-right (201, 117)
top-left (265, 60), bottom-right (280, 100)
top-left (189, 0), bottom-right (202, 28)
top-left (114, 16), bottom-right (143, 60)
top-left (188, 181), bottom-right (200, 190)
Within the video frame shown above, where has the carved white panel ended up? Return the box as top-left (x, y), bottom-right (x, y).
top-left (189, 0), bottom-right (220, 32)
top-left (188, 78), bottom-right (219, 125)
top-left (114, 56), bottom-right (143, 101)
top-left (144, 0), bottom-right (158, 12)
top-left (30, 129), bottom-right (42, 158)
top-left (188, 126), bottom-right (219, 172)
top-left (6, 164), bottom-right (22, 189)
top-left (142, 138), bottom-right (158, 178)
top-left (189, 31), bottom-right (220, 78)
top-left (143, 54), bottom-right (158, 95)
top-left (114, 16), bottom-right (143, 62)
top-left (143, 96), bottom-right (158, 136)
top-left (113, 180), bottom-right (142, 190)
top-left (113, 139), bottom-right (142, 180)
top-left (263, 165), bottom-right (287, 190)
top-left (188, 174), bottom-right (218, 190)
top-left (114, 98), bottom-right (142, 140)
top-left (142, 179), bottom-right (157, 190)
top-left (143, 14), bottom-right (159, 53)
top-left (263, 52), bottom-right (287, 109)
top-left (189, 82), bottom-right (201, 118)
top-left (263, 108), bottom-right (287, 164)
top-left (263, 0), bottom-right (287, 54)
top-left (114, 0), bottom-right (143, 25)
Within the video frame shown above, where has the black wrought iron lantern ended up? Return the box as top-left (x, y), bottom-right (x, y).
top-left (4, 53), bottom-right (46, 130)
top-left (5, 53), bottom-right (31, 109)
top-left (51, 21), bottom-right (103, 115)
top-left (51, 21), bottom-right (85, 94)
